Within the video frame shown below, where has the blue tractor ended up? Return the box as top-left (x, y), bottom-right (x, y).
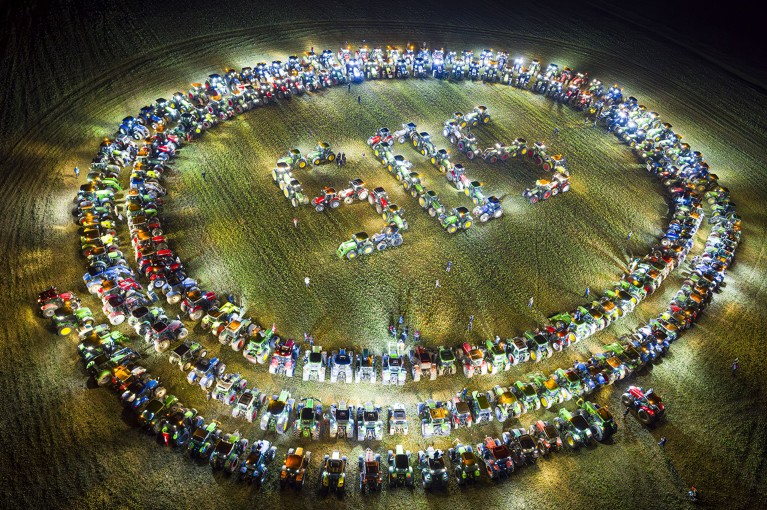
top-left (472, 196), bottom-right (503, 222)
top-left (118, 116), bottom-right (150, 140)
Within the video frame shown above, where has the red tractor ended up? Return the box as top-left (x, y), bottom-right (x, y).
top-left (180, 287), bottom-right (219, 321)
top-left (368, 187), bottom-right (390, 214)
top-left (38, 287), bottom-right (80, 318)
top-left (313, 187), bottom-right (341, 212)
top-left (621, 386), bottom-right (665, 425)
top-left (338, 179), bottom-right (369, 203)
top-left (367, 128), bottom-right (393, 149)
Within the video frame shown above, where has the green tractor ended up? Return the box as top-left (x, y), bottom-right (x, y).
top-left (464, 180), bottom-right (485, 205)
top-left (307, 142), bottom-right (336, 166)
top-left (439, 206), bottom-right (473, 233)
top-left (402, 172), bottom-right (426, 198)
top-left (284, 179), bottom-right (310, 207)
top-left (576, 399), bottom-right (618, 442)
top-left (53, 306), bottom-right (95, 337)
top-left (383, 204), bottom-right (409, 230)
top-left (528, 371), bottom-right (568, 409)
top-left (430, 149), bottom-right (452, 173)
top-left (281, 148), bottom-right (308, 169)
top-left (464, 105), bottom-right (491, 127)
top-left (390, 155), bottom-right (412, 180)
top-left (272, 161), bottom-right (294, 190)
top-left (554, 407), bottom-right (594, 449)
top-left (336, 232), bottom-right (376, 260)
top-left (418, 190), bottom-right (445, 217)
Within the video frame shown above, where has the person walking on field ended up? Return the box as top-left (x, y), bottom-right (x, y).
top-left (468, 315), bottom-right (474, 332)
top-left (74, 165), bottom-right (80, 178)
top-left (528, 297), bottom-right (534, 308)
top-left (358, 95), bottom-right (361, 104)
top-left (293, 217), bottom-right (299, 228)
top-left (435, 279), bottom-right (441, 288)
top-left (732, 358), bottom-right (739, 376)
top-left (446, 261), bottom-right (452, 272)
top-left (304, 276), bottom-right (310, 288)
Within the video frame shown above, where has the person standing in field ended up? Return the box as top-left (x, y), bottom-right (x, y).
top-left (304, 276), bottom-right (310, 288)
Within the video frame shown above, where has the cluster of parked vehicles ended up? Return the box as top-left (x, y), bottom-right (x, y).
top-left (40, 40), bottom-right (741, 497)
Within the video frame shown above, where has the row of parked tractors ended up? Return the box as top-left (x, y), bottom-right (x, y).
top-left (45, 41), bottom-right (741, 494)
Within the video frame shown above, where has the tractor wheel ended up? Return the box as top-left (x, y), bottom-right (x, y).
top-left (283, 187), bottom-right (290, 198)
top-left (483, 116), bottom-right (490, 124)
top-left (377, 242), bottom-right (388, 251)
top-left (189, 309), bottom-right (203, 321)
top-left (391, 236), bottom-right (403, 247)
top-left (291, 198), bottom-right (299, 207)
top-left (402, 180), bottom-right (409, 189)
top-left (313, 159), bottom-right (321, 166)
top-left (534, 157), bottom-right (543, 165)
top-left (42, 305), bottom-right (57, 318)
top-left (156, 340), bottom-right (171, 353)
top-left (420, 149), bottom-right (426, 155)
top-left (381, 213), bottom-right (388, 221)
top-left (551, 187), bottom-right (559, 196)
top-left (637, 409), bottom-right (652, 425)
top-left (410, 189), bottom-right (418, 198)
top-left (346, 251), bottom-right (357, 260)
top-left (480, 213), bottom-right (490, 223)
top-left (472, 197), bottom-right (479, 205)
top-left (154, 386), bottom-right (167, 399)
top-left (457, 141), bottom-right (465, 151)
top-left (543, 162), bottom-right (551, 171)
top-left (565, 433), bottom-right (577, 449)
top-left (328, 153), bottom-right (336, 162)
top-left (362, 244), bottom-right (375, 255)
top-left (96, 371), bottom-right (112, 387)
top-left (430, 156), bottom-right (436, 165)
top-left (315, 204), bottom-right (325, 212)
top-left (375, 204), bottom-right (383, 214)
top-left (330, 200), bottom-right (340, 209)
top-left (387, 164), bottom-right (393, 172)
top-left (344, 196), bottom-right (353, 204)
top-left (58, 326), bottom-right (73, 336)
top-left (418, 197), bottom-right (426, 207)
top-left (530, 350), bottom-right (538, 362)
top-left (449, 136), bottom-right (456, 145)
top-left (357, 190), bottom-right (369, 200)
top-left (167, 292), bottom-right (182, 305)
top-left (621, 394), bottom-right (634, 407)
top-left (447, 224), bottom-right (458, 234)
top-left (271, 169), bottom-right (279, 182)
top-left (395, 173), bottom-right (402, 181)
top-left (182, 361), bottom-right (192, 372)
top-left (591, 425), bottom-right (604, 442)
top-left (178, 328), bottom-right (189, 340)
top-left (540, 396), bottom-right (550, 409)
top-left (467, 151), bottom-right (475, 160)
top-left (412, 139), bottom-right (418, 147)
top-left (493, 208), bottom-right (503, 218)
top-left (298, 160), bottom-right (307, 169)
top-left (428, 207), bottom-right (437, 217)
top-left (110, 314), bottom-right (125, 326)
top-left (463, 221), bottom-right (472, 229)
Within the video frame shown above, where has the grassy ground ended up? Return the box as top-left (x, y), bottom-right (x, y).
top-left (1, 2), bottom-right (766, 510)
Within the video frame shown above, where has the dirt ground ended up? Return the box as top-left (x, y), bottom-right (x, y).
top-left (1, 1), bottom-right (766, 509)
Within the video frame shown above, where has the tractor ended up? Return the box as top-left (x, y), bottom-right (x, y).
top-left (358, 448), bottom-right (383, 492)
top-left (280, 447), bottom-right (311, 489)
top-left (621, 386), bottom-right (665, 425)
top-left (337, 232), bottom-right (376, 260)
top-left (464, 106), bottom-right (491, 127)
top-left (439, 207), bottom-right (473, 233)
top-left (260, 390), bottom-right (295, 434)
top-left (576, 399), bottom-right (618, 441)
top-left (487, 385), bottom-right (524, 421)
top-left (554, 408), bottom-right (594, 448)
top-left (356, 402), bottom-right (384, 441)
top-left (285, 179), bottom-right (310, 207)
top-left (388, 403), bottom-right (409, 435)
top-left (338, 178), bottom-right (369, 203)
top-left (382, 204), bottom-right (409, 231)
top-left (382, 341), bottom-right (407, 385)
top-left (448, 443), bottom-right (482, 484)
top-left (464, 180), bottom-right (485, 204)
top-left (370, 223), bottom-right (403, 251)
top-left (456, 342), bottom-right (488, 378)
top-left (329, 401), bottom-right (355, 438)
top-left (355, 348), bottom-right (377, 383)
top-left (418, 447), bottom-right (449, 490)
top-left (418, 190), bottom-right (445, 217)
top-left (294, 397), bottom-right (324, 439)
top-left (307, 142), bottom-right (336, 165)
top-left (280, 148), bottom-right (308, 170)
top-left (402, 172), bottom-right (426, 198)
top-left (269, 338), bottom-right (299, 377)
top-left (473, 196), bottom-right (503, 222)
top-left (319, 451), bottom-right (348, 494)
top-left (430, 148), bottom-right (452, 173)
top-left (302, 346), bottom-right (327, 382)
top-left (329, 349), bottom-right (354, 383)
top-left (409, 346), bottom-right (437, 381)
top-left (313, 187), bottom-right (341, 212)
top-left (387, 445), bottom-right (414, 487)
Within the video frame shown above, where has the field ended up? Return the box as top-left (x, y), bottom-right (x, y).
top-left (1, 2), bottom-right (766, 510)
